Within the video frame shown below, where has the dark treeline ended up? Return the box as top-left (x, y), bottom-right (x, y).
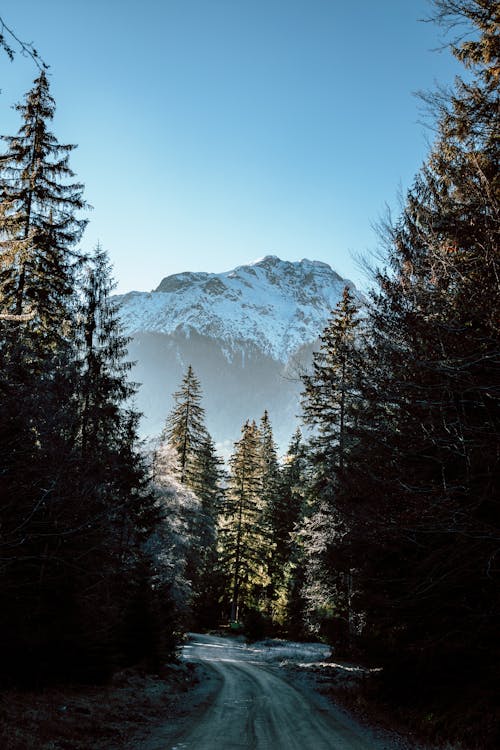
top-left (0, 1), bottom-right (498, 747)
top-left (0, 72), bottom-right (182, 685)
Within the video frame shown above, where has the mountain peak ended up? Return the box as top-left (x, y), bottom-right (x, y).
top-left (250, 254), bottom-right (281, 266)
top-left (115, 256), bottom-right (358, 362)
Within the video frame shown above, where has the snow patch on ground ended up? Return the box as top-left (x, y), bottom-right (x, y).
top-left (242, 637), bottom-right (332, 664)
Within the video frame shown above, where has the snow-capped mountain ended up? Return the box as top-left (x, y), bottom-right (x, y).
top-left (116, 256), bottom-right (357, 362)
top-left (115, 256), bottom-right (360, 454)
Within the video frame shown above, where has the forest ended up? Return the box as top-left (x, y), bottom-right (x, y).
top-left (0, 1), bottom-right (498, 748)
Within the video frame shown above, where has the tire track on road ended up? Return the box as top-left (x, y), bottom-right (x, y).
top-left (173, 634), bottom-right (380, 750)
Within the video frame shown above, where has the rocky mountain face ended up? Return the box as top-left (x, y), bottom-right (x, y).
top-left (114, 255), bottom-right (359, 455)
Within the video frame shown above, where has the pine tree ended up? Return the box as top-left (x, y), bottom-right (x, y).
top-left (43, 246), bottom-right (161, 679)
top-left (0, 71), bottom-right (86, 337)
top-left (190, 432), bottom-right (225, 515)
top-left (0, 73), bottom-right (89, 683)
top-left (77, 245), bottom-right (135, 453)
top-left (299, 287), bottom-right (362, 646)
top-left (160, 369), bottom-right (225, 627)
top-left (162, 366), bottom-right (224, 622)
top-left (0, 75), bottom-right (181, 685)
top-left (76, 250), bottom-right (169, 672)
top-left (259, 410), bottom-right (280, 502)
top-left (257, 410), bottom-right (282, 619)
top-left (277, 429), bottom-right (308, 554)
top-left (272, 428), bottom-right (309, 631)
top-left (190, 433), bottom-right (227, 628)
top-left (75, 245), bottom-right (157, 573)
top-left (165, 365), bottom-right (207, 486)
top-left (301, 286), bottom-right (361, 483)
top-left (219, 420), bottom-right (271, 621)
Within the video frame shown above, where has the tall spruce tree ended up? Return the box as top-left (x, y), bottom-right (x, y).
top-left (76, 245), bottom-right (159, 570)
top-left (165, 365), bottom-right (207, 486)
top-left (77, 245), bottom-right (135, 453)
top-left (190, 432), bottom-right (226, 628)
top-left (259, 410), bottom-right (280, 500)
top-left (300, 287), bottom-right (362, 646)
top-left (0, 74), bottom-right (184, 686)
top-left (190, 432), bottom-right (225, 513)
top-left (276, 429), bottom-right (308, 557)
top-left (274, 429), bottom-right (309, 630)
top-left (219, 420), bottom-right (271, 621)
top-left (150, 441), bottom-right (205, 648)
top-left (301, 286), bottom-right (361, 482)
top-left (160, 368), bottom-right (224, 627)
top-left (0, 71), bottom-right (86, 337)
top-left (0, 73), bottom-right (89, 684)
top-left (258, 410), bottom-right (283, 619)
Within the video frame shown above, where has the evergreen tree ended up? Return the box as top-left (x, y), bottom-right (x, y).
top-left (190, 432), bottom-right (225, 516)
top-left (47, 247), bottom-right (161, 679)
top-left (0, 73), bottom-right (89, 683)
top-left (277, 429), bottom-right (308, 555)
top-left (186, 431), bottom-right (226, 629)
top-left (161, 366), bottom-right (226, 624)
top-left (165, 365), bottom-right (207, 486)
top-left (258, 410), bottom-right (283, 620)
top-left (77, 245), bottom-right (135, 453)
top-left (299, 286), bottom-right (362, 646)
top-left (259, 410), bottom-right (280, 503)
top-left (272, 428), bottom-right (309, 631)
top-left (0, 74), bottom-right (184, 686)
top-left (301, 286), bottom-right (361, 481)
top-left (75, 244), bottom-right (160, 590)
top-left (0, 71), bottom-right (86, 337)
top-left (219, 420), bottom-right (271, 621)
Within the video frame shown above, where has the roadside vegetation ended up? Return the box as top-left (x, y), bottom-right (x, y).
top-left (0, 664), bottom-right (198, 750)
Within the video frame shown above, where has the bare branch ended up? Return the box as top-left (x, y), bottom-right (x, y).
top-left (0, 15), bottom-right (48, 70)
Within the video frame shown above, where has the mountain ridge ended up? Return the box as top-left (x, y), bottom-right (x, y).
top-left (115, 255), bottom-right (359, 363)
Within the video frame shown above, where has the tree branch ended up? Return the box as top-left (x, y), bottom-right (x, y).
top-left (0, 15), bottom-right (48, 70)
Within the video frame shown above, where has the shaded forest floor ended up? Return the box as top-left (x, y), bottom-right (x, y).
top-left (287, 658), bottom-right (498, 750)
top-left (0, 662), bottom-right (200, 750)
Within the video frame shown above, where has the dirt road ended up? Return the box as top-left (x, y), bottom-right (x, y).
top-left (169, 633), bottom-right (385, 750)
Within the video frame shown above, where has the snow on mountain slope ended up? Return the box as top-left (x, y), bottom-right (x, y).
top-left (115, 255), bottom-right (357, 362)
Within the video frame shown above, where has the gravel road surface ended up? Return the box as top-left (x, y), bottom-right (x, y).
top-left (168, 633), bottom-right (385, 750)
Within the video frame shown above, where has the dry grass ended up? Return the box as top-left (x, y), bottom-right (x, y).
top-left (0, 664), bottom-right (196, 750)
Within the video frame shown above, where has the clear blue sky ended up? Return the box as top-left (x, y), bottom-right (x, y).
top-left (1, 0), bottom-right (462, 293)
